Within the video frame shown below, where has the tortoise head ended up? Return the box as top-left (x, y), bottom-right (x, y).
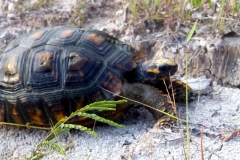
top-left (140, 58), bottom-right (178, 84)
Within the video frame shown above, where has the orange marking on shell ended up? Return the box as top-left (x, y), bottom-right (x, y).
top-left (59, 30), bottom-right (75, 39)
top-left (11, 107), bottom-right (24, 124)
top-left (54, 111), bottom-right (65, 122)
top-left (75, 100), bottom-right (85, 110)
top-left (87, 34), bottom-right (104, 46)
top-left (29, 108), bottom-right (46, 125)
top-left (30, 30), bottom-right (45, 40)
top-left (51, 105), bottom-right (66, 122)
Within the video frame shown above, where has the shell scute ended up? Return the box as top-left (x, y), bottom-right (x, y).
top-left (64, 51), bottom-right (103, 87)
top-left (21, 28), bottom-right (54, 50)
top-left (86, 34), bottom-right (105, 46)
top-left (47, 27), bottom-right (81, 46)
top-left (98, 70), bottom-right (122, 96)
top-left (0, 26), bottom-right (140, 126)
top-left (0, 47), bottom-right (27, 89)
top-left (27, 46), bottom-right (61, 90)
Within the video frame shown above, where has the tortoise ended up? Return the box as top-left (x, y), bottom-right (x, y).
top-left (0, 26), bottom-right (189, 127)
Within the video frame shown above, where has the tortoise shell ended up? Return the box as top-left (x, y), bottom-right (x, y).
top-left (0, 26), bottom-right (140, 126)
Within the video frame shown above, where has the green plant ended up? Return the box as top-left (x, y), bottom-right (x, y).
top-left (124, 0), bottom-right (194, 29)
top-left (124, 0), bottom-right (166, 21)
top-left (185, 19), bottom-right (198, 160)
top-left (216, 0), bottom-right (226, 32)
top-left (191, 0), bottom-right (202, 8)
top-left (12, 0), bottom-right (52, 13)
top-left (233, 0), bottom-right (240, 14)
top-left (26, 100), bottom-right (126, 159)
top-left (68, 2), bottom-right (86, 26)
top-left (32, 0), bottom-right (49, 9)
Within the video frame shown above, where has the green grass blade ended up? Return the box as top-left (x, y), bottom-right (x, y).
top-left (186, 19), bottom-right (198, 43)
top-left (29, 151), bottom-right (44, 160)
top-left (46, 128), bottom-right (70, 141)
top-left (38, 141), bottom-right (66, 156)
top-left (185, 19), bottom-right (198, 160)
top-left (76, 112), bottom-right (124, 128)
top-left (76, 100), bottom-right (127, 114)
top-left (60, 124), bottom-right (98, 137)
top-left (52, 117), bottom-right (69, 130)
top-left (86, 100), bottom-right (127, 108)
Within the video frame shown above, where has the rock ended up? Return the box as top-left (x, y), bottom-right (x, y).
top-left (8, 2), bottom-right (15, 12)
top-left (152, 31), bottom-right (240, 88)
top-left (115, 9), bottom-right (123, 16)
top-left (135, 35), bottom-right (142, 41)
top-left (181, 77), bottom-right (212, 95)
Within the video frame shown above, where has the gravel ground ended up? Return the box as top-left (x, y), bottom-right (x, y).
top-left (0, 82), bottom-right (240, 160)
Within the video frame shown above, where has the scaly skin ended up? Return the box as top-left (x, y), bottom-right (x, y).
top-left (120, 82), bottom-right (176, 126)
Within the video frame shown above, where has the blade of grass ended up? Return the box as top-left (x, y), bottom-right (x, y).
top-left (200, 123), bottom-right (204, 160)
top-left (185, 19), bottom-right (198, 159)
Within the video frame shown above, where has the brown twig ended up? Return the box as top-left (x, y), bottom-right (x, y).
top-left (221, 128), bottom-right (240, 142)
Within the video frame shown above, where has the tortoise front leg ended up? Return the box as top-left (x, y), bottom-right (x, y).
top-left (121, 82), bottom-right (177, 126)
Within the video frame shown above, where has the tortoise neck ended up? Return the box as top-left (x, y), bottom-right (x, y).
top-left (125, 62), bottom-right (146, 83)
top-left (121, 82), bottom-right (176, 125)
